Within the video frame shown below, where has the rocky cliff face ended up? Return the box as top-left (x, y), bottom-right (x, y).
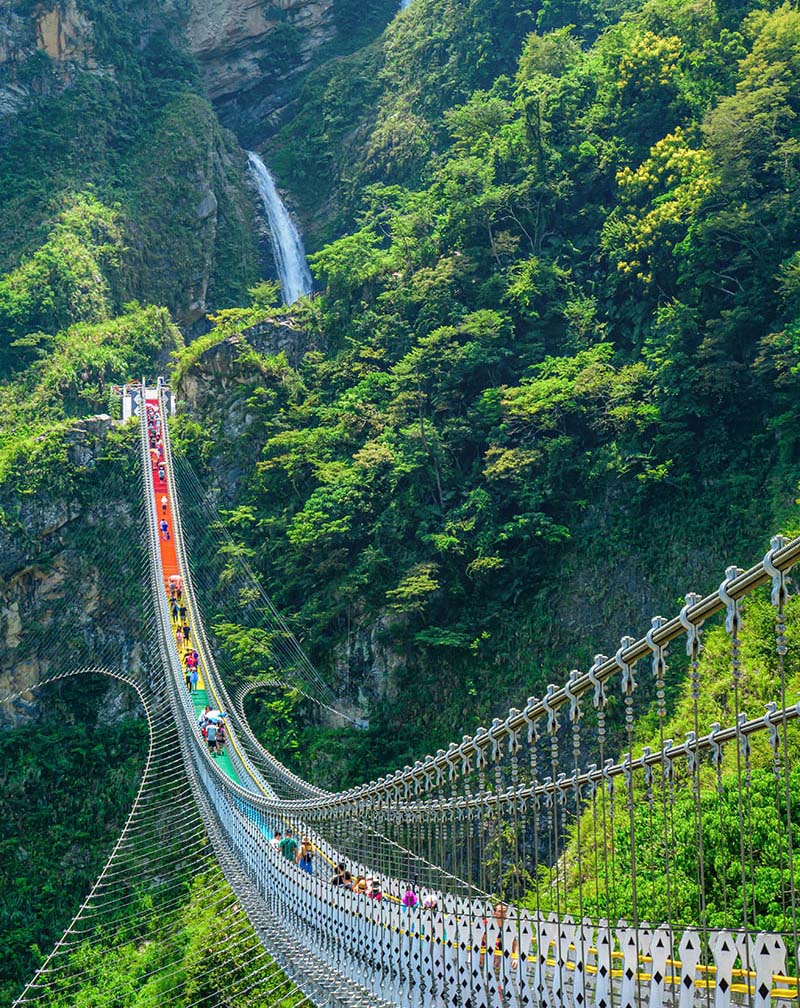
top-left (1, 0), bottom-right (385, 136)
top-left (331, 610), bottom-right (406, 712)
top-left (0, 0), bottom-right (100, 119)
top-left (185, 0), bottom-right (335, 133)
top-left (178, 319), bottom-right (317, 405)
top-left (0, 419), bottom-right (148, 728)
top-left (34, 0), bottom-right (94, 64)
top-left (176, 319), bottom-right (319, 485)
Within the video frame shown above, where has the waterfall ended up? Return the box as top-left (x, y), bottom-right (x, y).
top-left (399, 0), bottom-right (412, 7)
top-left (246, 151), bottom-right (313, 305)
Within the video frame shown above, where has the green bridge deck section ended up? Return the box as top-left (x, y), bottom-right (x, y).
top-left (189, 687), bottom-right (239, 782)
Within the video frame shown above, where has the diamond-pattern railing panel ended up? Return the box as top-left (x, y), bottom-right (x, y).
top-left (18, 379), bottom-right (800, 1008)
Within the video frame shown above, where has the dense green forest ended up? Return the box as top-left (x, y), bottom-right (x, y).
top-left (175, 0), bottom-right (800, 785)
top-left (2, 0), bottom-right (800, 998)
top-left (0, 680), bottom-right (148, 1005)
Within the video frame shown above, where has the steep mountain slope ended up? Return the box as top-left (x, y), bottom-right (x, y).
top-left (0, 2), bottom-right (265, 326)
top-left (267, 0), bottom-right (557, 243)
top-left (186, 0), bottom-right (399, 137)
top-left (173, 0), bottom-right (800, 787)
top-left (3, 0), bottom-right (800, 996)
top-left (0, 2), bottom-right (405, 994)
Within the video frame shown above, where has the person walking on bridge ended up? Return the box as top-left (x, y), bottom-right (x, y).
top-left (402, 885), bottom-right (418, 910)
top-left (298, 838), bottom-right (314, 875)
top-left (279, 829), bottom-right (298, 863)
top-left (482, 902), bottom-right (518, 1006)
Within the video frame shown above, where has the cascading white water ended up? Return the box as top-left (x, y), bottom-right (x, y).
top-left (246, 151), bottom-right (313, 305)
top-left (399, 0), bottom-right (412, 8)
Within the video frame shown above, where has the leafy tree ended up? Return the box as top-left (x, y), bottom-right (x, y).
top-left (0, 195), bottom-right (123, 370)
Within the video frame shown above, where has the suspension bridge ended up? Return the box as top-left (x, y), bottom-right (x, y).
top-left (7, 380), bottom-right (800, 1008)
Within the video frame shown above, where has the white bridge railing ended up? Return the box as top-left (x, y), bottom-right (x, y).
top-left (142, 383), bottom-right (800, 1008)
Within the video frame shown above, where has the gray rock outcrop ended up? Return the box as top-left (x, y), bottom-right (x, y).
top-left (186, 0), bottom-right (335, 131)
top-left (0, 419), bottom-right (147, 727)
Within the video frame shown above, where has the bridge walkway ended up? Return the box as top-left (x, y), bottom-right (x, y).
top-left (147, 394), bottom-right (241, 784)
top-left (139, 383), bottom-right (800, 1008)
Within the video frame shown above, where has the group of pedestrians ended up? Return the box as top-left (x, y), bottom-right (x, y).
top-left (147, 405), bottom-right (172, 542)
top-left (148, 400), bottom-right (231, 768)
top-left (271, 829), bottom-right (316, 874)
top-left (184, 648), bottom-right (199, 692)
top-left (330, 866), bottom-right (384, 899)
top-left (267, 824), bottom-right (512, 989)
top-left (150, 403), bottom-right (197, 687)
top-left (273, 844), bottom-right (421, 911)
top-left (168, 577), bottom-right (197, 674)
top-left (329, 863), bottom-right (420, 904)
top-left (199, 705), bottom-right (228, 757)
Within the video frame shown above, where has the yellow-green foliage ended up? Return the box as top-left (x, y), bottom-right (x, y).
top-left (0, 190), bottom-right (182, 472)
top-left (0, 302), bottom-right (181, 470)
top-left (0, 194), bottom-right (124, 370)
top-left (171, 283), bottom-right (282, 386)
